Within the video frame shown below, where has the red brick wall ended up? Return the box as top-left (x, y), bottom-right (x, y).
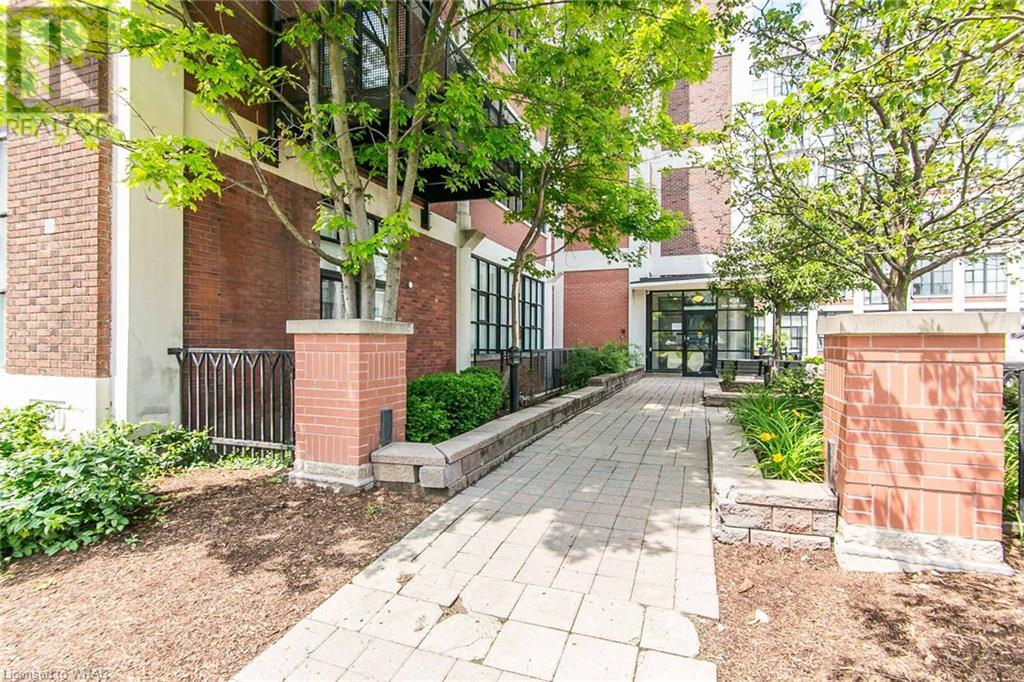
top-left (823, 333), bottom-right (1005, 541)
top-left (184, 156), bottom-right (456, 378)
top-left (4, 60), bottom-right (111, 377)
top-left (563, 269), bottom-right (629, 347)
top-left (660, 166), bottom-right (730, 257)
top-left (398, 235), bottom-right (456, 378)
top-left (668, 54), bottom-right (731, 132)
top-left (183, 154), bottom-right (321, 349)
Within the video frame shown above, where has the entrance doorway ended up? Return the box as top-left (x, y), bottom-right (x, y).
top-left (647, 291), bottom-right (717, 375)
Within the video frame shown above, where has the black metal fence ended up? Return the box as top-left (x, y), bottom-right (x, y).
top-left (168, 348), bottom-right (295, 453)
top-left (1004, 363), bottom-right (1023, 525)
top-left (473, 348), bottom-right (579, 411)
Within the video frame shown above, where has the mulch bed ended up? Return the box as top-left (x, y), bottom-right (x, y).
top-left (698, 541), bottom-right (1024, 681)
top-left (0, 468), bottom-right (439, 681)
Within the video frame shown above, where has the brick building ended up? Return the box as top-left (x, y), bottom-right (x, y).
top-left (0, 6), bottom-right (554, 432)
top-left (1, 1), bottom-right (1021, 434)
top-left (551, 1), bottom-right (1023, 376)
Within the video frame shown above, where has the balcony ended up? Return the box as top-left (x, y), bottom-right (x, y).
top-left (270, 0), bottom-right (520, 204)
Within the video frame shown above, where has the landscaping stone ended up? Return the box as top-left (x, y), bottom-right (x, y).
top-left (718, 501), bottom-right (771, 529)
top-left (509, 585), bottom-right (584, 631)
top-left (772, 507), bottom-right (814, 534)
top-left (483, 621), bottom-right (569, 680)
top-left (640, 607), bottom-right (700, 657)
top-left (419, 613), bottom-right (502, 661)
top-left (361, 595), bottom-right (443, 647)
top-left (373, 462), bottom-right (417, 483)
top-left (554, 634), bottom-right (639, 681)
top-left (571, 594), bottom-right (645, 645)
top-left (635, 650), bottom-right (717, 682)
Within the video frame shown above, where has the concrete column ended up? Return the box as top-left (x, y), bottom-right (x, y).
top-left (820, 311), bottom-right (1017, 574)
top-left (287, 319), bottom-right (413, 492)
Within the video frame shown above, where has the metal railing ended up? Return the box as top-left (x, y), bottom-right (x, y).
top-left (168, 348), bottom-right (295, 453)
top-left (1004, 362), bottom-right (1023, 525)
top-left (473, 348), bottom-right (579, 412)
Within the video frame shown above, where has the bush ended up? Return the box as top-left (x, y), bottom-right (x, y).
top-left (0, 402), bottom-right (53, 458)
top-left (0, 421), bottom-right (154, 559)
top-left (405, 395), bottom-right (451, 444)
top-left (563, 343), bottom-right (632, 389)
top-left (1005, 376), bottom-right (1020, 527)
top-left (769, 364), bottom-right (823, 412)
top-left (407, 367), bottom-right (503, 443)
top-left (731, 386), bottom-right (824, 482)
top-left (141, 425), bottom-right (215, 470)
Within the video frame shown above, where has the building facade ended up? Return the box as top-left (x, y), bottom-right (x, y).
top-left (548, 1), bottom-right (1024, 374)
top-left (0, 6), bottom-right (555, 433)
top-left (1, 1), bottom-right (1021, 434)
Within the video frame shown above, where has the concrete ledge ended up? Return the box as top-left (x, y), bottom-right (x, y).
top-left (817, 311), bottom-right (1018, 336)
top-left (707, 406), bottom-right (838, 549)
top-left (703, 382), bottom-right (746, 407)
top-left (286, 319), bottom-right (415, 335)
top-left (290, 460), bottom-right (375, 493)
top-left (371, 367), bottom-right (645, 495)
top-left (835, 519), bottom-right (1013, 575)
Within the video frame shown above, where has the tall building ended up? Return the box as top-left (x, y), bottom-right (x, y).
top-left (548, 1), bottom-right (1024, 373)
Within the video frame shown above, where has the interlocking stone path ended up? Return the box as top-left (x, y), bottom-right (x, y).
top-left (236, 376), bottom-right (719, 681)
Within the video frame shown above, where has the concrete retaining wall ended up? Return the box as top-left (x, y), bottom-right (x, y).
top-left (372, 368), bottom-right (644, 495)
top-left (707, 406), bottom-right (838, 550)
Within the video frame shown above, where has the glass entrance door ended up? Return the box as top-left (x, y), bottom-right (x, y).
top-left (647, 290), bottom-right (717, 376)
top-left (683, 310), bottom-right (716, 374)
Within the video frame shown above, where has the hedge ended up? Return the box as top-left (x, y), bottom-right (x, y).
top-left (406, 367), bottom-right (504, 443)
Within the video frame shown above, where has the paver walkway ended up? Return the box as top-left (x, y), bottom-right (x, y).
top-left (236, 376), bottom-right (719, 682)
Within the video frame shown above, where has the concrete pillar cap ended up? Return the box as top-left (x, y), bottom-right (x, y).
top-left (286, 319), bottom-right (414, 335)
top-left (818, 311), bottom-right (1019, 336)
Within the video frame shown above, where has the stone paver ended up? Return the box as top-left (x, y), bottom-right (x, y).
top-left (234, 377), bottom-right (719, 681)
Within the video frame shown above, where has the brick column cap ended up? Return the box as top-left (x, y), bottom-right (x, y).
top-left (818, 311), bottom-right (1018, 336)
top-left (286, 319), bottom-right (415, 335)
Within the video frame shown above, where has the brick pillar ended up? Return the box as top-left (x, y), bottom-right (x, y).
top-left (287, 319), bottom-right (413, 492)
top-left (821, 312), bottom-right (1017, 574)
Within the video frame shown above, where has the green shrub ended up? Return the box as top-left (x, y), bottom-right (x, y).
top-left (406, 395), bottom-right (451, 444)
top-left (769, 365), bottom-right (823, 412)
top-left (141, 425), bottom-right (215, 470)
top-left (0, 402), bottom-right (54, 458)
top-left (0, 421), bottom-right (155, 559)
top-left (1005, 376), bottom-right (1020, 527)
top-left (731, 386), bottom-right (824, 482)
top-left (407, 367), bottom-right (503, 443)
top-left (719, 362), bottom-right (737, 385)
top-left (804, 355), bottom-right (824, 366)
top-left (563, 343), bottom-right (632, 389)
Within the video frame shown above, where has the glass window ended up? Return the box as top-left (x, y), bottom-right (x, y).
top-left (912, 262), bottom-right (952, 297)
top-left (319, 214), bottom-right (385, 319)
top-left (865, 286), bottom-right (887, 306)
top-left (361, 9), bottom-right (388, 90)
top-left (781, 313), bottom-right (807, 358)
top-left (471, 256), bottom-right (544, 353)
top-left (964, 255), bottom-right (1007, 295)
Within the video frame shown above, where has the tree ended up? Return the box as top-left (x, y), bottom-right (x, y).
top-left (710, 218), bottom-right (853, 370)
top-left (470, 0), bottom-right (723, 349)
top-left (719, 0), bottom-right (1024, 311)
top-left (2, 0), bottom-right (522, 319)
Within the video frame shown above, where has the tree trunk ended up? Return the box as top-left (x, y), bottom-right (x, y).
top-left (770, 301), bottom-right (784, 378)
top-left (886, 276), bottom-right (911, 311)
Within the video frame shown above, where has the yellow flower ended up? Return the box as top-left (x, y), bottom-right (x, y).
top-left (759, 432), bottom-right (776, 442)
top-left (772, 453), bottom-right (784, 463)
top-left (792, 409), bottom-right (804, 419)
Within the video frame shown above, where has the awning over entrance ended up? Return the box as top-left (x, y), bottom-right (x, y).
top-left (630, 273), bottom-right (715, 291)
